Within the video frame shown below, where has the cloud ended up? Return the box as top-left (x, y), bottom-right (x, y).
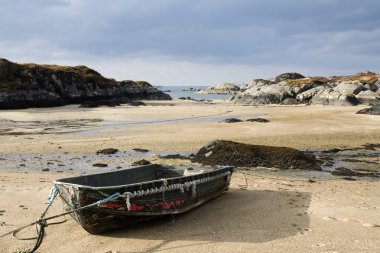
top-left (0, 0), bottom-right (379, 84)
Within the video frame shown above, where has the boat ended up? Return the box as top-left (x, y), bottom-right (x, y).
top-left (54, 164), bottom-right (234, 234)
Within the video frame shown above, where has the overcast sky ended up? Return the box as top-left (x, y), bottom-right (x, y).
top-left (1, 0), bottom-right (379, 85)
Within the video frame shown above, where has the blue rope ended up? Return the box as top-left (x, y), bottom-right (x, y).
top-left (47, 187), bottom-right (59, 206)
top-left (93, 192), bottom-right (121, 206)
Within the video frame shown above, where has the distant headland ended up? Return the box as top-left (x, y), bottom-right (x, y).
top-left (0, 58), bottom-right (171, 109)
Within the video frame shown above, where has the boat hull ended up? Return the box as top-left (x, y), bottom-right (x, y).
top-left (55, 165), bottom-right (234, 234)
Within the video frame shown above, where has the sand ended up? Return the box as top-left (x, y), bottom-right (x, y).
top-left (0, 100), bottom-right (379, 252)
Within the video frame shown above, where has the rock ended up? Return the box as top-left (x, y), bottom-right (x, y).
top-left (222, 118), bottom-right (243, 123)
top-left (192, 140), bottom-right (321, 170)
top-left (131, 159), bottom-right (151, 166)
top-left (245, 118), bottom-right (270, 123)
top-left (282, 98), bottom-right (298, 105)
top-left (0, 58), bottom-right (171, 109)
top-left (128, 101), bottom-right (146, 106)
top-left (311, 90), bottom-right (359, 106)
top-left (42, 168), bottom-right (49, 171)
top-left (233, 82), bottom-right (296, 105)
top-left (182, 87), bottom-right (201, 92)
top-left (96, 148), bottom-right (119, 155)
top-left (92, 163), bottom-right (108, 167)
top-left (362, 143), bottom-right (380, 150)
top-left (322, 148), bottom-right (344, 153)
top-left (199, 82), bottom-right (243, 95)
top-left (177, 96), bottom-right (199, 101)
top-left (331, 167), bottom-right (378, 177)
top-left (355, 90), bottom-right (380, 105)
top-left (212, 71), bottom-right (380, 106)
top-left (296, 86), bottom-right (327, 103)
top-left (133, 148), bottom-right (150, 153)
top-left (275, 73), bottom-right (305, 82)
top-left (333, 81), bottom-right (363, 95)
top-left (342, 177), bottom-right (357, 181)
top-left (79, 100), bottom-right (121, 108)
top-left (158, 154), bottom-right (190, 159)
top-left (356, 105), bottom-right (380, 115)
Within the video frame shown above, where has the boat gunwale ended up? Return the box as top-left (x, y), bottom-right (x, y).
top-left (53, 165), bottom-right (234, 190)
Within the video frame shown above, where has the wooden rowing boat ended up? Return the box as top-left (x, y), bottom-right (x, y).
top-left (54, 164), bottom-right (234, 234)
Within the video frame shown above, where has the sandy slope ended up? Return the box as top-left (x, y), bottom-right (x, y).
top-left (0, 100), bottom-right (380, 252)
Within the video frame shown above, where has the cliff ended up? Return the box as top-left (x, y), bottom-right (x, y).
top-left (0, 58), bottom-right (171, 109)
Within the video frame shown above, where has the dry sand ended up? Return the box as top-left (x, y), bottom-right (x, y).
top-left (0, 100), bottom-right (379, 252)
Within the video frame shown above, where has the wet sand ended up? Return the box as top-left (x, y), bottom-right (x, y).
top-left (0, 101), bottom-right (379, 154)
top-left (0, 100), bottom-right (380, 252)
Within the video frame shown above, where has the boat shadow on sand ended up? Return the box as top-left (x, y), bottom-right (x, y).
top-left (103, 188), bottom-right (311, 249)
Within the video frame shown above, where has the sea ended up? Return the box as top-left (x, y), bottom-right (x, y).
top-left (156, 86), bottom-right (232, 100)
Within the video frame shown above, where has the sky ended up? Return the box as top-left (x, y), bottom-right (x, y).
top-left (0, 0), bottom-right (379, 85)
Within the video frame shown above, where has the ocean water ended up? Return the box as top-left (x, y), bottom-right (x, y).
top-left (156, 86), bottom-right (232, 100)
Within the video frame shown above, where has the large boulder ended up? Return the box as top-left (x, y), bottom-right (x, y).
top-left (333, 81), bottom-right (363, 95)
top-left (311, 90), bottom-right (359, 106)
top-left (356, 90), bottom-right (380, 105)
top-left (296, 86), bottom-right (326, 103)
top-left (275, 72), bottom-right (305, 82)
top-left (233, 82), bottom-right (296, 105)
top-left (356, 104), bottom-right (380, 115)
top-left (199, 82), bottom-right (243, 94)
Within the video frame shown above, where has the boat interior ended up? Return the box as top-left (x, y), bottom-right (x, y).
top-left (55, 164), bottom-right (206, 187)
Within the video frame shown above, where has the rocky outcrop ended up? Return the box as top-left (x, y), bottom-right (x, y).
top-left (229, 72), bottom-right (380, 106)
top-left (0, 58), bottom-right (171, 109)
top-left (198, 82), bottom-right (243, 95)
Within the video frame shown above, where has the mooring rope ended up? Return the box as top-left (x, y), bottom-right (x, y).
top-left (121, 171), bottom-right (231, 210)
top-left (0, 191), bottom-right (123, 253)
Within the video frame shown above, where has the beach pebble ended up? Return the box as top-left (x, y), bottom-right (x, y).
top-left (132, 148), bottom-right (149, 153)
top-left (131, 159), bottom-right (151, 166)
top-left (222, 118), bottom-right (243, 123)
top-left (92, 163), bottom-right (108, 167)
top-left (96, 148), bottom-right (119, 155)
top-left (245, 118), bottom-right (270, 123)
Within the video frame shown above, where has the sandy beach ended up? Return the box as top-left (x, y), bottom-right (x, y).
top-left (0, 100), bottom-right (379, 253)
